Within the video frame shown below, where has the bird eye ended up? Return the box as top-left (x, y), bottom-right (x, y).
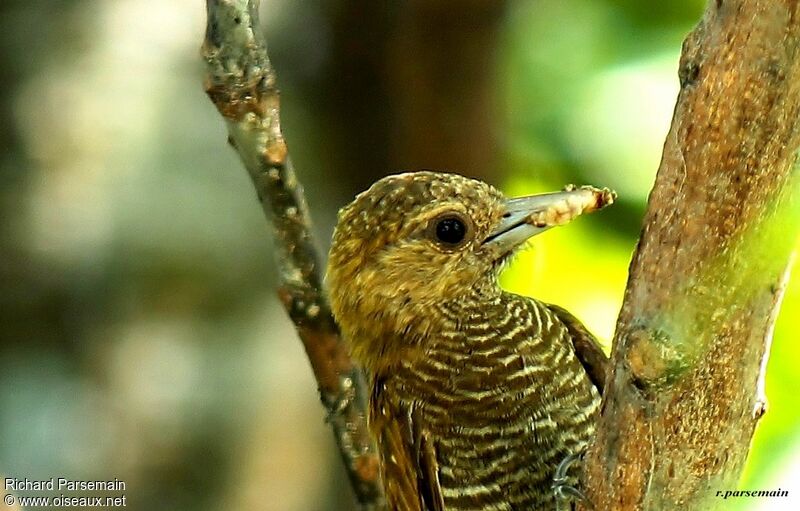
top-left (434, 216), bottom-right (467, 245)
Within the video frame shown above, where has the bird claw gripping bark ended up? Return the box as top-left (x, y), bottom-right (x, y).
top-left (552, 452), bottom-right (594, 511)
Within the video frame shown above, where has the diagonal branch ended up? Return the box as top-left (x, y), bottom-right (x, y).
top-left (201, 1), bottom-right (383, 507)
top-left (582, 1), bottom-right (800, 509)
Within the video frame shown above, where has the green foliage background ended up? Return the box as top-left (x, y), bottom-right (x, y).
top-left (500, 2), bottom-right (800, 508)
top-left (0, 0), bottom-right (797, 510)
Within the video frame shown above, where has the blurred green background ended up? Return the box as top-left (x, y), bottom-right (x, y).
top-left (0, 0), bottom-right (797, 510)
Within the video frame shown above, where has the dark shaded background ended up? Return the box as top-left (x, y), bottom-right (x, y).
top-left (0, 1), bottom-right (797, 510)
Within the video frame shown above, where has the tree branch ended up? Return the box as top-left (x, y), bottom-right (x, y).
top-left (201, 1), bottom-right (383, 507)
top-left (583, 1), bottom-right (800, 509)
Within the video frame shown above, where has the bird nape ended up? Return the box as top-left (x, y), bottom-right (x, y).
top-left (325, 171), bottom-right (614, 511)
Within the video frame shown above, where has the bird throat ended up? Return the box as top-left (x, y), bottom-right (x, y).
top-left (352, 276), bottom-right (506, 376)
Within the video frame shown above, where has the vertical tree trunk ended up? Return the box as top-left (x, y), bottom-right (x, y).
top-left (320, 0), bottom-right (507, 193)
top-left (582, 1), bottom-right (800, 509)
top-left (385, 0), bottom-right (507, 180)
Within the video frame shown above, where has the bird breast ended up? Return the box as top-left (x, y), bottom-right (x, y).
top-left (379, 295), bottom-right (601, 509)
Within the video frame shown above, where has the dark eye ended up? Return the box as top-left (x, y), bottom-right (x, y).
top-left (435, 217), bottom-right (466, 245)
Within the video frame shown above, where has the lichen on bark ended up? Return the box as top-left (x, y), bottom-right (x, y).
top-left (582, 1), bottom-right (800, 509)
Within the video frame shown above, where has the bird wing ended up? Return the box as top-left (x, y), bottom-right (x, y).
top-left (371, 378), bottom-right (445, 511)
top-left (415, 424), bottom-right (445, 511)
top-left (545, 303), bottom-right (609, 394)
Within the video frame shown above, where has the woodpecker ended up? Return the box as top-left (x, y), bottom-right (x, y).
top-left (326, 171), bottom-right (613, 510)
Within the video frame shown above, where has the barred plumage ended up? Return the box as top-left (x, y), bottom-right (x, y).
top-left (326, 172), bottom-right (612, 510)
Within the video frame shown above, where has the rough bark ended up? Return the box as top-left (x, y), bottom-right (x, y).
top-left (201, 1), bottom-right (383, 508)
top-left (582, 1), bottom-right (800, 509)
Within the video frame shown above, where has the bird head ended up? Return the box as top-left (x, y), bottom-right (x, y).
top-left (326, 171), bottom-right (614, 372)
